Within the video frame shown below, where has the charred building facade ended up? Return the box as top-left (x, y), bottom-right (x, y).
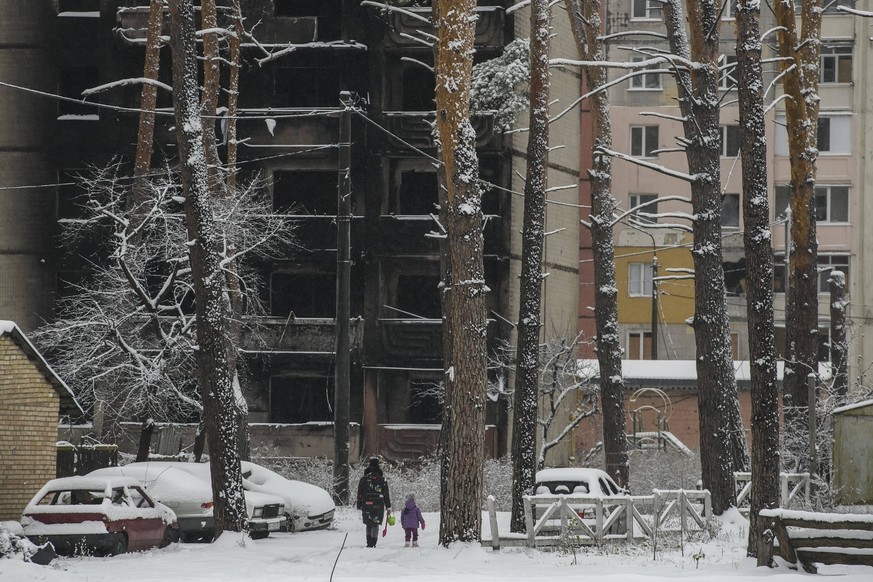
top-left (2, 1), bottom-right (583, 463)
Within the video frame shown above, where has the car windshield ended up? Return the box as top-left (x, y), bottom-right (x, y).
top-left (534, 481), bottom-right (591, 495)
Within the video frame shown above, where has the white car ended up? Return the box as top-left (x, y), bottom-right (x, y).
top-left (89, 463), bottom-right (286, 540)
top-left (238, 461), bottom-right (335, 532)
top-left (532, 468), bottom-right (628, 534)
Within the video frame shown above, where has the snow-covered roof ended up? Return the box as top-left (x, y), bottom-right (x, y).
top-left (0, 320), bottom-right (83, 417)
top-left (833, 399), bottom-right (873, 415)
top-left (577, 359), bottom-right (832, 387)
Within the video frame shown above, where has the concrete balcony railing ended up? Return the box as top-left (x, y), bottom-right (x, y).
top-left (382, 6), bottom-right (505, 49)
top-left (241, 316), bottom-right (363, 354)
top-left (381, 112), bottom-right (503, 152)
top-left (115, 7), bottom-right (318, 45)
top-left (378, 318), bottom-right (442, 359)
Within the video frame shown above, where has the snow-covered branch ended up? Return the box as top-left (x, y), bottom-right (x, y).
top-left (597, 147), bottom-right (701, 183)
top-left (81, 77), bottom-right (173, 96)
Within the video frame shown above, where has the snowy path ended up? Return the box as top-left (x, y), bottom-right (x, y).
top-left (2, 507), bottom-right (870, 581)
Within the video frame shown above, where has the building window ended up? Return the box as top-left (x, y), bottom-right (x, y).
top-left (401, 67), bottom-right (436, 111)
top-left (274, 0), bottom-right (341, 40)
top-left (628, 262), bottom-right (653, 296)
top-left (772, 254), bottom-right (850, 294)
top-left (58, 0), bottom-right (99, 12)
top-left (270, 376), bottom-right (334, 423)
top-left (395, 275), bottom-right (441, 319)
top-left (409, 377), bottom-right (443, 424)
top-left (818, 255), bottom-right (850, 294)
top-left (721, 0), bottom-right (738, 19)
top-left (632, 0), bottom-right (662, 19)
top-left (627, 332), bottom-right (653, 360)
top-left (823, 0), bottom-right (857, 13)
top-left (817, 116), bottom-right (851, 154)
top-left (274, 66), bottom-right (340, 108)
top-left (58, 67), bottom-right (100, 119)
top-left (57, 170), bottom-right (89, 220)
top-left (820, 45), bottom-right (853, 83)
top-left (775, 185), bottom-right (849, 223)
top-left (775, 115), bottom-right (851, 155)
top-left (720, 125), bottom-right (741, 157)
top-left (272, 171), bottom-right (338, 215)
top-left (730, 332), bottom-right (740, 360)
top-left (630, 126), bottom-right (659, 158)
top-left (270, 271), bottom-right (336, 317)
top-left (630, 57), bottom-right (661, 90)
top-left (394, 170), bottom-right (438, 215)
top-left (719, 55), bottom-right (738, 90)
top-left (721, 193), bottom-right (740, 228)
top-left (629, 194), bottom-right (658, 225)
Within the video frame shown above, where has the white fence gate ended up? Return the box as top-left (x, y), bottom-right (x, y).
top-left (485, 489), bottom-right (712, 550)
top-left (733, 472), bottom-right (810, 516)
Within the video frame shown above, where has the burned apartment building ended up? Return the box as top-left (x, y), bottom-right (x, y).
top-left (0, 1), bottom-right (582, 463)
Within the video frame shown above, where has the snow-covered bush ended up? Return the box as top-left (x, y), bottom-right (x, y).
top-left (251, 451), bottom-right (513, 512)
top-left (628, 450), bottom-right (701, 494)
top-left (0, 522), bottom-right (54, 564)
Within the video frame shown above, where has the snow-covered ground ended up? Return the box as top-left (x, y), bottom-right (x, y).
top-left (2, 506), bottom-right (870, 581)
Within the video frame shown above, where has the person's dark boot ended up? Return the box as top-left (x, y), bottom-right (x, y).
top-left (366, 536), bottom-right (375, 547)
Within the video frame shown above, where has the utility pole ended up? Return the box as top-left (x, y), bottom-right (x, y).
top-left (333, 92), bottom-right (352, 505)
top-left (651, 254), bottom-right (659, 360)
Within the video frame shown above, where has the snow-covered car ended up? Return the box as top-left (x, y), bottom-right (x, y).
top-left (20, 476), bottom-right (178, 556)
top-left (532, 468), bottom-right (628, 534)
top-left (237, 461), bottom-right (335, 532)
top-left (89, 463), bottom-right (287, 540)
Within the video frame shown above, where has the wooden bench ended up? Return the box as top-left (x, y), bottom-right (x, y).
top-left (760, 508), bottom-right (873, 573)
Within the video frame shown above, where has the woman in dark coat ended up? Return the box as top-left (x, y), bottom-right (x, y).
top-left (356, 457), bottom-right (392, 547)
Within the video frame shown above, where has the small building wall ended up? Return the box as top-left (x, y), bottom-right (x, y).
top-left (833, 400), bottom-right (873, 505)
top-left (0, 337), bottom-right (60, 520)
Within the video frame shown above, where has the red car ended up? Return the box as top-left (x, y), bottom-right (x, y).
top-left (21, 475), bottom-right (178, 556)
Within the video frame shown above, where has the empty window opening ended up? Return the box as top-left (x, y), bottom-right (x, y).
top-left (275, 67), bottom-right (341, 108)
top-left (271, 272), bottom-right (336, 317)
top-left (396, 275), bottom-right (441, 319)
top-left (273, 171), bottom-right (338, 215)
top-left (408, 377), bottom-right (443, 424)
top-left (402, 67), bottom-right (436, 111)
top-left (59, 67), bottom-right (100, 118)
top-left (274, 0), bottom-right (342, 40)
top-left (397, 171), bottom-right (438, 215)
top-left (270, 375), bottom-right (334, 423)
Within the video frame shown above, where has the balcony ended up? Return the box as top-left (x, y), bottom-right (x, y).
top-left (115, 7), bottom-right (319, 45)
top-left (381, 112), bottom-right (503, 152)
top-left (241, 316), bottom-right (363, 354)
top-left (378, 319), bottom-right (442, 359)
top-left (376, 215), bottom-right (504, 256)
top-left (382, 6), bottom-right (505, 50)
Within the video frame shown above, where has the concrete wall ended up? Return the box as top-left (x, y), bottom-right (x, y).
top-left (833, 402), bottom-right (873, 505)
top-left (0, 337), bottom-right (60, 520)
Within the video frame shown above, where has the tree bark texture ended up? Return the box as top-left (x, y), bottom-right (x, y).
top-left (829, 271), bottom-right (848, 400)
top-left (774, 0), bottom-right (821, 462)
top-left (131, 0), bottom-right (164, 222)
top-left (433, 0), bottom-right (487, 546)
top-left (226, 0), bottom-right (243, 191)
top-left (735, 0), bottom-right (780, 559)
top-left (663, 0), bottom-right (746, 513)
top-left (167, 0), bottom-right (248, 537)
top-left (567, 0), bottom-right (628, 490)
top-left (509, 0), bottom-right (550, 534)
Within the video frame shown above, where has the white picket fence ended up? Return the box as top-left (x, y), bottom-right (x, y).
top-left (484, 489), bottom-right (712, 550)
top-left (733, 472), bottom-right (810, 516)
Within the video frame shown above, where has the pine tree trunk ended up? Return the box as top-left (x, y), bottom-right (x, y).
top-left (663, 0), bottom-right (746, 513)
top-left (735, 0), bottom-right (780, 559)
top-left (568, 0), bottom-right (628, 490)
top-left (167, 0), bottom-right (248, 537)
top-left (433, 0), bottom-right (487, 546)
top-left (774, 0), bottom-right (822, 471)
top-left (829, 272), bottom-right (848, 401)
top-left (509, 0), bottom-right (550, 534)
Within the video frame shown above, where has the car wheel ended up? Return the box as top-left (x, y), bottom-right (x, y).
top-left (160, 527), bottom-right (179, 548)
top-left (108, 534), bottom-right (127, 556)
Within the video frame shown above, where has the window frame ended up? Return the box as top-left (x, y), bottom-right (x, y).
top-left (720, 124), bottom-right (741, 157)
top-left (630, 125), bottom-right (659, 158)
top-left (721, 193), bottom-right (740, 229)
top-left (628, 262), bottom-right (654, 297)
top-left (629, 193), bottom-right (658, 225)
top-left (629, 57), bottom-right (662, 90)
top-left (719, 54), bottom-right (738, 90)
top-left (820, 44), bottom-right (853, 84)
top-left (814, 185), bottom-right (850, 224)
top-left (631, 0), bottom-right (663, 20)
top-left (627, 331), bottom-right (653, 360)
